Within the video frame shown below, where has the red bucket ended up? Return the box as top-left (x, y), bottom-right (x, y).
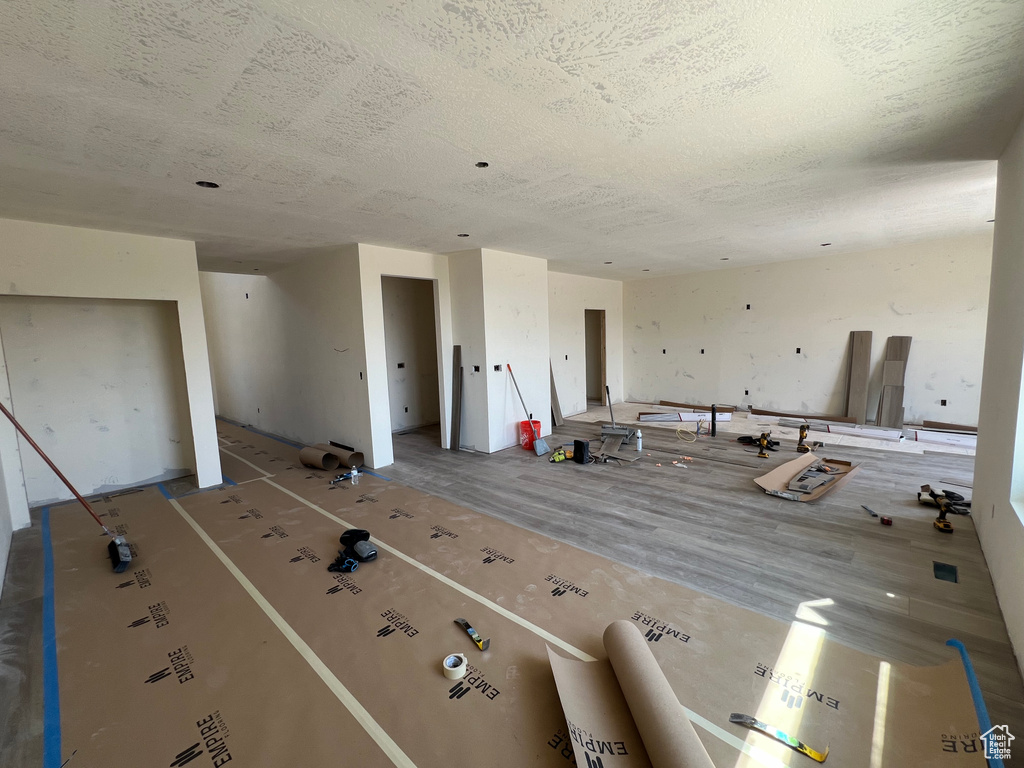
top-left (519, 420), bottom-right (542, 450)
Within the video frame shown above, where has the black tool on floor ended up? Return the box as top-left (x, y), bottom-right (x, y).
top-left (328, 529), bottom-right (378, 572)
top-left (862, 505), bottom-right (879, 518)
top-left (573, 439), bottom-right (590, 465)
top-left (710, 405), bottom-right (717, 437)
top-left (0, 401), bottom-right (132, 573)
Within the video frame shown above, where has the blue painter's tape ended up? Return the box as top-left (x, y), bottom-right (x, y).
top-left (221, 475), bottom-right (237, 486)
top-left (157, 483), bottom-right (173, 500)
top-left (41, 507), bottom-right (62, 768)
top-left (946, 639), bottom-right (1003, 768)
top-left (362, 469), bottom-right (392, 482)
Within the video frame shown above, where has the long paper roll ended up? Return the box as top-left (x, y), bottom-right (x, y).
top-left (298, 447), bottom-right (340, 471)
top-left (313, 443), bottom-right (364, 469)
top-left (604, 620), bottom-right (715, 768)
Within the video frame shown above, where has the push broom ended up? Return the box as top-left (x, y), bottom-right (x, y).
top-left (506, 363), bottom-right (551, 456)
top-left (0, 401), bottom-right (133, 572)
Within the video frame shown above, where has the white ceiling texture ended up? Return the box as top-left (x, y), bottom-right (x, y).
top-left (1, 0), bottom-right (1022, 277)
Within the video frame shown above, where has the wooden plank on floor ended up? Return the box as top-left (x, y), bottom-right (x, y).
top-left (845, 330), bottom-right (872, 423)
top-left (659, 400), bottom-right (736, 413)
top-left (923, 420), bottom-right (977, 434)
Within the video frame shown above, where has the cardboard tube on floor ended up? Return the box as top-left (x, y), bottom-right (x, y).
top-left (604, 620), bottom-right (715, 768)
top-left (298, 447), bottom-right (340, 471)
top-left (313, 443), bottom-right (364, 469)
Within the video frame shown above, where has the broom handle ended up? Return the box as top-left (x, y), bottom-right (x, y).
top-left (505, 364), bottom-right (540, 439)
top-left (0, 400), bottom-right (109, 532)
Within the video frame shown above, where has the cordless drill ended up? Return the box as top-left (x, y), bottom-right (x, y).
top-left (797, 424), bottom-right (810, 453)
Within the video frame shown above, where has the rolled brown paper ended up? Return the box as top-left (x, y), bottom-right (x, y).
top-left (298, 446), bottom-right (340, 471)
top-left (604, 620), bottom-right (716, 768)
top-left (312, 443), bottom-right (364, 469)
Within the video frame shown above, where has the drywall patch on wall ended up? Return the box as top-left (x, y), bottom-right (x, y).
top-left (548, 272), bottom-right (624, 417)
top-left (381, 277), bottom-right (441, 432)
top-left (0, 296), bottom-right (194, 505)
top-left (624, 234), bottom-right (992, 425)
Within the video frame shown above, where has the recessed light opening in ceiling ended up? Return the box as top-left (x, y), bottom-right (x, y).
top-left (642, 269), bottom-right (650, 272)
top-left (475, 161), bottom-right (489, 168)
top-left (457, 233), bottom-right (469, 237)
top-left (820, 242), bottom-right (831, 246)
top-left (604, 261), bottom-right (613, 265)
top-left (195, 180), bottom-right (220, 188)
top-left (720, 257), bottom-right (729, 261)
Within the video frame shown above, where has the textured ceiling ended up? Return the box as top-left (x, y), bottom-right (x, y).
top-left (0, 0), bottom-right (1022, 277)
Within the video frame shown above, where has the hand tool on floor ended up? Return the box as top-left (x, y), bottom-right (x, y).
top-left (507, 363), bottom-right (551, 456)
top-left (729, 713), bottom-right (829, 763)
top-left (918, 485), bottom-right (967, 533)
top-left (862, 505), bottom-right (879, 518)
top-left (0, 401), bottom-right (132, 572)
top-left (757, 431), bottom-right (773, 458)
top-left (600, 385), bottom-right (636, 444)
top-left (797, 424), bottom-right (810, 453)
top-left (454, 617), bottom-right (490, 651)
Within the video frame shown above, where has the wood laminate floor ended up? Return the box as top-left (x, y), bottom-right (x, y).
top-left (2, 416), bottom-right (1022, 763)
top-left (384, 418), bottom-right (1024, 732)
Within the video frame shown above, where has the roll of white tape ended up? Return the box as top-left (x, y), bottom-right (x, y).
top-left (442, 653), bottom-right (468, 680)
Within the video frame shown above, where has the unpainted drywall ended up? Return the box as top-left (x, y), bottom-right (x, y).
top-left (624, 234), bottom-right (993, 425)
top-left (482, 249), bottom-right (551, 452)
top-left (974, 115), bottom-right (1024, 674)
top-left (358, 244), bottom-right (453, 467)
top-left (0, 218), bottom-right (220, 597)
top-left (0, 296), bottom-right (194, 505)
top-left (381, 277), bottom-right (441, 432)
top-left (200, 246), bottom-right (375, 461)
top-left (548, 272), bottom-right (625, 417)
top-left (448, 250), bottom-right (489, 451)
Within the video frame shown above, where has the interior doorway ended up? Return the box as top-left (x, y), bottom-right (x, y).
top-left (381, 277), bottom-right (442, 439)
top-left (584, 308), bottom-right (607, 406)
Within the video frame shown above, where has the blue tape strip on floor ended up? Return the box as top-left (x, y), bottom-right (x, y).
top-left (41, 507), bottom-right (61, 768)
top-left (157, 483), bottom-right (173, 500)
top-left (946, 639), bottom-right (1003, 768)
top-left (221, 475), bottom-right (237, 486)
top-left (362, 469), bottom-right (392, 481)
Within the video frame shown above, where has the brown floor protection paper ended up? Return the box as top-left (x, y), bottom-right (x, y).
top-left (44, 419), bottom-right (989, 767)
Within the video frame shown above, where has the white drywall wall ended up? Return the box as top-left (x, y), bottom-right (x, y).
top-left (974, 115), bottom-right (1024, 673)
top-left (549, 272), bottom-right (625, 417)
top-left (358, 245), bottom-right (454, 467)
top-left (448, 250), bottom-right (489, 452)
top-left (0, 218), bottom-right (220, 595)
top-left (624, 234), bottom-right (993, 425)
top-left (0, 296), bottom-right (194, 505)
top-left (200, 246), bottom-right (379, 461)
top-left (482, 249), bottom-right (551, 452)
top-left (382, 278), bottom-right (441, 432)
